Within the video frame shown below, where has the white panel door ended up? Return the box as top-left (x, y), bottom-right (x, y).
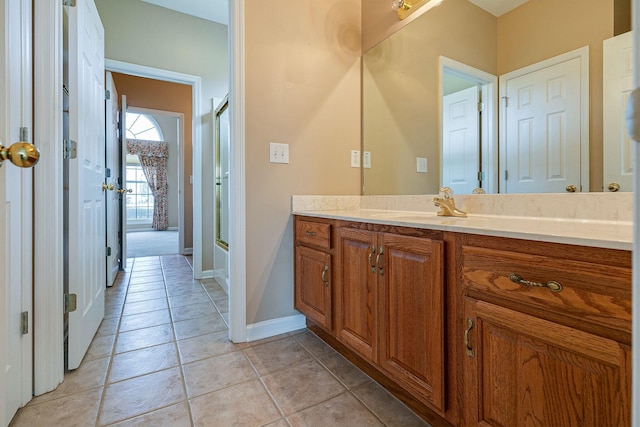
top-left (442, 86), bottom-right (480, 194)
top-left (502, 55), bottom-right (583, 193)
top-left (0, 0), bottom-right (33, 422)
top-left (105, 72), bottom-right (120, 285)
top-left (67, 0), bottom-right (105, 370)
top-left (603, 31), bottom-right (634, 192)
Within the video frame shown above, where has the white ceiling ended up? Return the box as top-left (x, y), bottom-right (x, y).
top-left (140, 0), bottom-right (228, 25)
top-left (467, 0), bottom-right (530, 16)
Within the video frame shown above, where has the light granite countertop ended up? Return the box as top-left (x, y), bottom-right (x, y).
top-left (292, 208), bottom-right (633, 251)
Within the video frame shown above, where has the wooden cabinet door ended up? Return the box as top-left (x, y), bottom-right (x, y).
top-left (378, 234), bottom-right (445, 412)
top-left (295, 245), bottom-right (332, 330)
top-left (463, 298), bottom-right (631, 427)
top-left (337, 228), bottom-right (378, 362)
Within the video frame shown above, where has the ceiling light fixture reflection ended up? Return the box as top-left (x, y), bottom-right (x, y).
top-left (392, 0), bottom-right (444, 20)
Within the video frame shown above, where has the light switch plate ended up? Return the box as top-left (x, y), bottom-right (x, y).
top-left (363, 151), bottom-right (372, 169)
top-left (417, 157), bottom-right (428, 173)
top-left (269, 142), bottom-right (289, 164)
top-left (351, 150), bottom-right (361, 167)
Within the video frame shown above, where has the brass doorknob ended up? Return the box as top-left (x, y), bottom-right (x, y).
top-left (0, 141), bottom-right (40, 168)
top-left (565, 185), bottom-right (577, 193)
top-left (116, 188), bottom-right (132, 194)
top-left (102, 183), bottom-right (114, 191)
top-left (607, 182), bottom-right (621, 192)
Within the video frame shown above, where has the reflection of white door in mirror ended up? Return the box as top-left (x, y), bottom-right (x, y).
top-left (439, 57), bottom-right (498, 194)
top-left (500, 47), bottom-right (588, 194)
top-left (442, 86), bottom-right (480, 194)
top-left (603, 31), bottom-right (633, 192)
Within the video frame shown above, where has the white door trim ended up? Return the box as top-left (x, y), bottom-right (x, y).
top-left (105, 59), bottom-right (203, 277)
top-left (499, 46), bottom-right (590, 193)
top-left (33, 0), bottom-right (64, 395)
top-left (229, 0), bottom-right (247, 343)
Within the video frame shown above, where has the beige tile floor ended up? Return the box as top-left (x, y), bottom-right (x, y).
top-left (10, 255), bottom-right (431, 427)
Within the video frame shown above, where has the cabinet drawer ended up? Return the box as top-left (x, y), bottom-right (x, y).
top-left (296, 220), bottom-right (331, 249)
top-left (461, 244), bottom-right (632, 335)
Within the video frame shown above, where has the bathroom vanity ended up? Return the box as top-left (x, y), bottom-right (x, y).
top-left (292, 194), bottom-right (632, 426)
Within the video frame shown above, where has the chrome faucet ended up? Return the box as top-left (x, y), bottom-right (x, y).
top-left (433, 187), bottom-right (467, 218)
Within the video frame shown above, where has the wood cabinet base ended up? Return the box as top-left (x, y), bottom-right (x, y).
top-left (308, 322), bottom-right (453, 427)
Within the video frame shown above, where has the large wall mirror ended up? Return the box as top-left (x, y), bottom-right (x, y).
top-left (362, 0), bottom-right (632, 195)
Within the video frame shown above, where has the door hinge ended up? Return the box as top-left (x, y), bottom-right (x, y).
top-left (502, 96), bottom-right (509, 108)
top-left (20, 311), bottom-right (28, 335)
top-left (64, 139), bottom-right (77, 159)
top-left (106, 246), bottom-right (112, 256)
top-left (105, 89), bottom-right (111, 100)
top-left (477, 102), bottom-right (484, 112)
top-left (504, 170), bottom-right (509, 180)
top-left (64, 294), bottom-right (77, 314)
top-left (20, 127), bottom-right (29, 142)
top-left (63, 0), bottom-right (76, 6)
top-left (477, 171), bottom-right (486, 181)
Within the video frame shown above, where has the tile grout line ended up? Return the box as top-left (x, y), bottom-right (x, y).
top-left (161, 255), bottom-right (197, 427)
top-left (95, 258), bottom-right (135, 427)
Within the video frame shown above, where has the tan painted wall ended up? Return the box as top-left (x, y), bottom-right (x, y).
top-left (112, 73), bottom-right (194, 248)
top-left (244, 0), bottom-right (361, 323)
top-left (362, 0), bottom-right (437, 52)
top-left (96, 0), bottom-right (228, 270)
top-left (363, 0), bottom-right (496, 194)
top-left (498, 0), bottom-right (614, 192)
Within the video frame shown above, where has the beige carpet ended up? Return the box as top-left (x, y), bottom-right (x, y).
top-left (126, 230), bottom-right (178, 258)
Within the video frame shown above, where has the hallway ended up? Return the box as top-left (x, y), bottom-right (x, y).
top-left (9, 255), bottom-right (429, 426)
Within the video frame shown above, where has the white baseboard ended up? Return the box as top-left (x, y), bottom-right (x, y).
top-left (245, 314), bottom-right (307, 342)
top-left (212, 269), bottom-right (229, 294)
top-left (201, 269), bottom-right (214, 279)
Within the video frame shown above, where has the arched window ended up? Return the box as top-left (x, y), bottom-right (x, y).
top-left (126, 113), bottom-right (163, 224)
top-left (126, 112), bottom-right (163, 141)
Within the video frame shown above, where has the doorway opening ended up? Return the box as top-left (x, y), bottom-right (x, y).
top-left (124, 110), bottom-right (184, 258)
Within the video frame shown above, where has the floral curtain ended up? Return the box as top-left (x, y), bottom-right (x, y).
top-left (126, 139), bottom-right (169, 231)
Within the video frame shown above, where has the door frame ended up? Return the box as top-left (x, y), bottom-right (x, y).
top-left (439, 56), bottom-right (498, 194)
top-left (499, 46), bottom-right (590, 193)
top-left (124, 106), bottom-right (185, 252)
top-left (105, 59), bottom-right (203, 276)
top-left (33, 0), bottom-right (64, 395)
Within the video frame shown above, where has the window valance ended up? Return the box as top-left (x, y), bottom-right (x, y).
top-left (126, 139), bottom-right (168, 158)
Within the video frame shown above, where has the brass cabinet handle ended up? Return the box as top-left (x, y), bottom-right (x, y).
top-left (321, 265), bottom-right (329, 288)
top-left (608, 182), bottom-right (621, 192)
top-left (376, 246), bottom-right (384, 276)
top-left (0, 141), bottom-right (40, 168)
top-left (369, 246), bottom-right (376, 273)
top-left (305, 230), bottom-right (317, 237)
top-left (102, 183), bottom-right (114, 191)
top-left (565, 184), bottom-right (577, 193)
top-left (464, 317), bottom-right (475, 358)
top-left (509, 273), bottom-right (563, 293)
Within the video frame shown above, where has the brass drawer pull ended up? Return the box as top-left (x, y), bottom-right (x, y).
top-left (369, 246), bottom-right (377, 273)
top-left (322, 265), bottom-right (329, 287)
top-left (509, 273), bottom-right (563, 293)
top-left (464, 317), bottom-right (474, 358)
top-left (305, 230), bottom-right (317, 237)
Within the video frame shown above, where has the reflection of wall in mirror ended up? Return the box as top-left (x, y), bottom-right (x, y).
top-left (362, 0), bottom-right (630, 195)
top-left (363, 0), bottom-right (496, 195)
